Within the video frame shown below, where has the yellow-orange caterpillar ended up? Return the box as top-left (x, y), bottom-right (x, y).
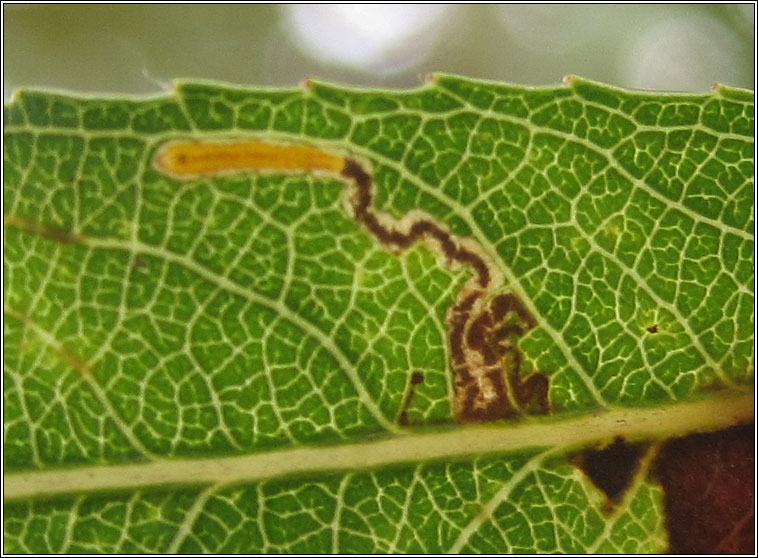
top-left (155, 140), bottom-right (345, 178)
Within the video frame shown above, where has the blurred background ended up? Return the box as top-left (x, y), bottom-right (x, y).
top-left (3, 4), bottom-right (755, 100)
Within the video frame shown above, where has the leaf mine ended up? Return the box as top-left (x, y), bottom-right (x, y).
top-left (154, 139), bottom-right (551, 424)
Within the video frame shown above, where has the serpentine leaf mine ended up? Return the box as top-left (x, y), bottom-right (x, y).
top-left (155, 139), bottom-right (550, 423)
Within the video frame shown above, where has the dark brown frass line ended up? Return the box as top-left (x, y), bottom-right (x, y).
top-left (341, 159), bottom-right (549, 424)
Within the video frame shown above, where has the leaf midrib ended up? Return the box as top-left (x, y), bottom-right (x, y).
top-left (5, 392), bottom-right (752, 502)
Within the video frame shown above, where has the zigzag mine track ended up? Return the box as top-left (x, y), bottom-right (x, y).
top-left (155, 139), bottom-right (550, 424)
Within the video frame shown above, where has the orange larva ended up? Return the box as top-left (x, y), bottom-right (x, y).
top-left (154, 140), bottom-right (345, 179)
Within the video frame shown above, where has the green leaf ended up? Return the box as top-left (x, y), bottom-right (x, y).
top-left (3, 75), bottom-right (753, 553)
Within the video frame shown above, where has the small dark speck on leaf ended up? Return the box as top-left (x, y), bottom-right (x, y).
top-left (647, 325), bottom-right (658, 334)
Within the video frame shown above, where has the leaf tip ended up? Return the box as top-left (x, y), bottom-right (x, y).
top-left (7, 87), bottom-right (23, 106)
top-left (710, 82), bottom-right (726, 96)
top-left (140, 67), bottom-right (172, 92)
top-left (425, 73), bottom-right (439, 85)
